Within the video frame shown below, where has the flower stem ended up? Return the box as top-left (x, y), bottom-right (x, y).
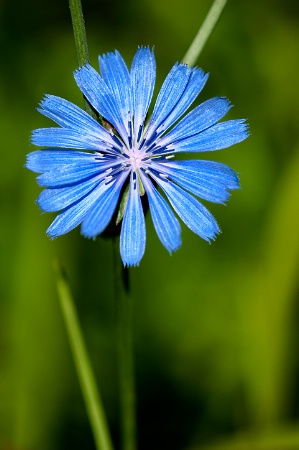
top-left (68, 0), bottom-right (96, 118)
top-left (113, 238), bottom-right (137, 450)
top-left (182, 0), bottom-right (227, 66)
top-left (69, 0), bottom-right (89, 66)
top-left (54, 260), bottom-right (114, 450)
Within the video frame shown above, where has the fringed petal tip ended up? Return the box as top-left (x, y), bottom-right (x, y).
top-left (136, 44), bottom-right (155, 53)
top-left (122, 260), bottom-right (141, 268)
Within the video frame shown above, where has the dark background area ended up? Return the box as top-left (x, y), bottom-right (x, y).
top-left (1, 0), bottom-right (299, 449)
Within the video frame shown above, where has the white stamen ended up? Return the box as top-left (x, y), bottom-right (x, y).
top-left (156, 124), bottom-right (165, 134)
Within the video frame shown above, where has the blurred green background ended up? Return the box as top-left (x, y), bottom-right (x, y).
top-left (1, 0), bottom-right (299, 449)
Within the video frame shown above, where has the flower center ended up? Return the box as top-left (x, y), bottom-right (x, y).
top-left (127, 147), bottom-right (148, 172)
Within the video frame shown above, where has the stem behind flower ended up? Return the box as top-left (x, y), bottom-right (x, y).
top-left (113, 238), bottom-right (137, 450)
top-left (182, 0), bottom-right (227, 66)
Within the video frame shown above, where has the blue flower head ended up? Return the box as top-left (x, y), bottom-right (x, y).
top-left (26, 47), bottom-right (249, 266)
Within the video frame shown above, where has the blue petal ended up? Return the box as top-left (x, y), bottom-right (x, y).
top-left (36, 158), bottom-right (120, 187)
top-left (141, 173), bottom-right (181, 253)
top-left (154, 67), bottom-right (208, 137)
top-left (74, 64), bottom-right (129, 146)
top-left (169, 119), bottom-right (249, 153)
top-left (130, 47), bottom-right (156, 142)
top-left (37, 176), bottom-right (101, 212)
top-left (156, 97), bottom-right (232, 149)
top-left (47, 182), bottom-right (108, 238)
top-left (145, 65), bottom-right (208, 143)
top-left (151, 176), bottom-right (220, 241)
top-left (35, 95), bottom-right (114, 145)
top-left (26, 150), bottom-right (95, 173)
top-left (120, 172), bottom-right (146, 266)
top-left (152, 160), bottom-right (240, 204)
top-left (32, 127), bottom-right (119, 152)
top-left (99, 50), bottom-right (132, 137)
top-left (81, 174), bottom-right (127, 238)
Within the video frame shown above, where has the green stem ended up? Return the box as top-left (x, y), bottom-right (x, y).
top-left (68, 0), bottom-right (96, 117)
top-left (182, 0), bottom-right (228, 66)
top-left (54, 261), bottom-right (114, 450)
top-left (113, 238), bottom-right (137, 450)
top-left (69, 0), bottom-right (89, 66)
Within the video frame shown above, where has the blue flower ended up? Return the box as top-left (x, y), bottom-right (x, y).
top-left (26, 47), bottom-right (249, 266)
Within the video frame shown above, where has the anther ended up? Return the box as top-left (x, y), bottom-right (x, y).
top-left (145, 142), bottom-right (158, 153)
top-left (137, 124), bottom-right (143, 143)
top-left (112, 135), bottom-right (124, 148)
